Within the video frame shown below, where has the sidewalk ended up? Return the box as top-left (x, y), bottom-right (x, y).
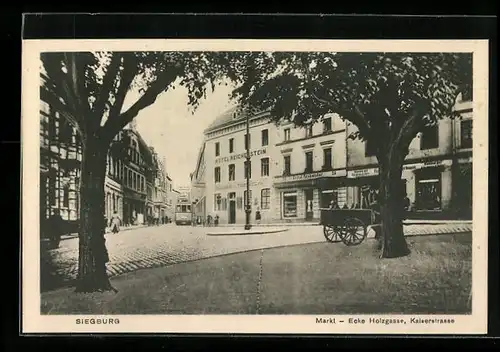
top-left (41, 232), bottom-right (472, 315)
top-left (41, 223), bottom-right (156, 242)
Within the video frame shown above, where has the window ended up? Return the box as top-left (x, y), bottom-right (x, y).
top-left (323, 117), bottom-right (332, 133)
top-left (323, 148), bottom-right (332, 170)
top-left (460, 120), bottom-right (472, 149)
top-left (261, 158), bottom-right (269, 177)
top-left (229, 138), bottom-right (234, 153)
top-left (228, 164), bottom-right (235, 181)
top-left (48, 173), bottom-right (57, 206)
top-left (284, 128), bottom-right (291, 141)
top-left (261, 188), bottom-right (271, 209)
top-left (62, 184), bottom-right (70, 208)
top-left (215, 142), bottom-right (220, 157)
top-left (261, 129), bottom-right (269, 146)
top-left (305, 125), bottom-right (313, 138)
top-left (305, 151), bottom-right (314, 173)
top-left (420, 124), bottom-right (439, 150)
top-left (283, 155), bottom-right (291, 175)
top-left (283, 192), bottom-right (298, 217)
top-left (244, 190), bottom-right (253, 208)
top-left (244, 133), bottom-right (251, 150)
top-left (365, 138), bottom-right (377, 157)
top-left (244, 160), bottom-right (252, 179)
top-left (214, 167), bottom-right (221, 183)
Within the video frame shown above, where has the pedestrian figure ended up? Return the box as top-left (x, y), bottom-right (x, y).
top-left (206, 214), bottom-right (212, 227)
top-left (110, 212), bottom-right (121, 234)
top-left (47, 209), bottom-right (66, 249)
top-left (214, 214), bottom-right (219, 227)
top-left (255, 208), bottom-right (262, 225)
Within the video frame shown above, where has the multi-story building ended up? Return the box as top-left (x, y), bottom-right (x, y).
top-left (39, 100), bottom-right (82, 238)
top-left (273, 113), bottom-right (348, 222)
top-left (203, 106), bottom-right (277, 224)
top-left (345, 97), bottom-right (473, 218)
top-left (190, 142), bottom-right (207, 222)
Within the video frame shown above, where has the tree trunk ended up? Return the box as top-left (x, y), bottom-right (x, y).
top-left (378, 149), bottom-right (411, 259)
top-left (74, 137), bottom-right (116, 293)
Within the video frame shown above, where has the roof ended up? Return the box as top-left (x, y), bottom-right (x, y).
top-left (203, 105), bottom-right (270, 134)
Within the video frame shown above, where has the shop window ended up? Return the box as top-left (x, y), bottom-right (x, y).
top-left (420, 124), bottom-right (439, 150)
top-left (215, 142), bottom-right (220, 157)
top-left (229, 138), bottom-right (234, 153)
top-left (261, 188), bottom-right (271, 209)
top-left (261, 129), bottom-right (269, 146)
top-left (283, 192), bottom-right (298, 218)
top-left (214, 166), bottom-right (221, 183)
top-left (460, 119), bottom-right (472, 149)
top-left (228, 164), bottom-right (235, 181)
top-left (283, 155), bottom-right (291, 176)
top-left (305, 151), bottom-right (314, 173)
top-left (416, 170), bottom-right (442, 210)
top-left (322, 148), bottom-right (332, 170)
top-left (261, 158), bottom-right (269, 177)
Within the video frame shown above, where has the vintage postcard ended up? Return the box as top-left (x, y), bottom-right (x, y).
top-left (21, 39), bottom-right (489, 334)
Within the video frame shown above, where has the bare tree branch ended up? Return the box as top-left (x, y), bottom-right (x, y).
top-left (101, 66), bottom-right (181, 141)
top-left (108, 54), bottom-right (138, 120)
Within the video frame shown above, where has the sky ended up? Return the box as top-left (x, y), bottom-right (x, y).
top-left (122, 80), bottom-right (237, 189)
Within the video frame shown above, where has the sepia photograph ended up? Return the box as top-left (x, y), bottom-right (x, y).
top-left (22, 39), bottom-right (488, 334)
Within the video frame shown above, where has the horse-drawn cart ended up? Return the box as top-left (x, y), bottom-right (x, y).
top-left (319, 208), bottom-right (376, 246)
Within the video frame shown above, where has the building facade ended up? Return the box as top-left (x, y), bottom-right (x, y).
top-left (40, 100), bottom-right (82, 238)
top-left (273, 113), bottom-right (348, 222)
top-left (40, 98), bottom-right (176, 235)
top-left (203, 107), bottom-right (278, 225)
top-left (345, 98), bottom-right (473, 217)
top-left (190, 142), bottom-right (207, 222)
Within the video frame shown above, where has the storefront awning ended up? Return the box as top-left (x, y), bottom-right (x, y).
top-left (274, 176), bottom-right (348, 189)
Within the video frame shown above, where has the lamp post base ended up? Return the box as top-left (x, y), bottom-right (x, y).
top-left (244, 210), bottom-right (252, 230)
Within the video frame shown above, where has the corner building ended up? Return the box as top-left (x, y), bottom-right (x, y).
top-left (204, 107), bottom-right (279, 224)
top-left (273, 113), bottom-right (348, 222)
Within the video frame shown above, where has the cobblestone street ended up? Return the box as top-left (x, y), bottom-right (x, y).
top-left (43, 222), bottom-right (472, 288)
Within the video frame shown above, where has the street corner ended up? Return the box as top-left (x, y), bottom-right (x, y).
top-left (205, 227), bottom-right (290, 236)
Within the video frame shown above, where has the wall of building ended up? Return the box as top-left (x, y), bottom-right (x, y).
top-left (204, 115), bottom-right (278, 224)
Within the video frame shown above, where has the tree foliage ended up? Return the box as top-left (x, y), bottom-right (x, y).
top-left (219, 52), bottom-right (472, 154)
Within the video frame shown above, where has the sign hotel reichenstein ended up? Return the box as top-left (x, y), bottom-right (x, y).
top-left (215, 148), bottom-right (267, 164)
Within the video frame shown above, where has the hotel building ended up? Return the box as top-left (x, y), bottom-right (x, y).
top-left (203, 106), bottom-right (278, 224)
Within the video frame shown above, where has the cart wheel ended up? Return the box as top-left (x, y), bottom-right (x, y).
top-left (323, 225), bottom-right (342, 243)
top-left (341, 217), bottom-right (367, 246)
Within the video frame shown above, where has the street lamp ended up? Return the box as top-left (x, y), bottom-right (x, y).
top-left (244, 110), bottom-right (252, 230)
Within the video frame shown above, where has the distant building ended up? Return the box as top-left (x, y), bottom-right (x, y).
top-left (190, 142), bottom-right (207, 223)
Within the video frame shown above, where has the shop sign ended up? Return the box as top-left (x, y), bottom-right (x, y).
top-left (214, 180), bottom-right (264, 190)
top-left (347, 168), bottom-right (379, 178)
top-left (275, 169), bottom-right (346, 183)
top-left (215, 148), bottom-right (267, 165)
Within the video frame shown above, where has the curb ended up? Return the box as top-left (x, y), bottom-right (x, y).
top-left (206, 228), bottom-right (290, 236)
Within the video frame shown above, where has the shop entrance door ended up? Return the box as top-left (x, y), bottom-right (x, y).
top-left (305, 189), bottom-right (314, 221)
top-left (228, 192), bottom-right (236, 224)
